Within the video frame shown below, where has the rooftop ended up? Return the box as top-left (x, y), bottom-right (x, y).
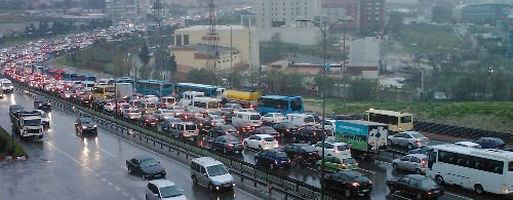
top-left (176, 25), bottom-right (247, 32)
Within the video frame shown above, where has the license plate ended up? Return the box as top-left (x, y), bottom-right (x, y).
top-left (235, 151), bottom-right (240, 153)
top-left (362, 189), bottom-right (369, 192)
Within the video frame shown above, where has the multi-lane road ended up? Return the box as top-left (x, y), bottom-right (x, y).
top-left (1, 90), bottom-right (512, 200)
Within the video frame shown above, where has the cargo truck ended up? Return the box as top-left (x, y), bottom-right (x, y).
top-left (11, 110), bottom-right (44, 139)
top-left (334, 120), bottom-right (389, 159)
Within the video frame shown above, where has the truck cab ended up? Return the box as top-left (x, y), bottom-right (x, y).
top-left (13, 111), bottom-right (44, 139)
top-left (286, 113), bottom-right (316, 127)
top-left (0, 79), bottom-right (13, 93)
top-left (231, 112), bottom-right (262, 131)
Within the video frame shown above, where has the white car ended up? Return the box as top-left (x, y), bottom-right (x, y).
top-left (453, 141), bottom-right (481, 149)
top-left (145, 179), bottom-right (187, 200)
top-left (243, 134), bottom-right (279, 150)
top-left (209, 115), bottom-right (225, 126)
top-left (261, 113), bottom-right (286, 124)
top-left (313, 142), bottom-right (352, 160)
top-left (124, 109), bottom-right (142, 120)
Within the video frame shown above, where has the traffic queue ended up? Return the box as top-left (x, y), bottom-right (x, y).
top-left (3, 25), bottom-right (513, 200)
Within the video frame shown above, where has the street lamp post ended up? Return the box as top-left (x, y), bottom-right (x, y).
top-left (296, 18), bottom-right (328, 200)
top-left (337, 17), bottom-right (354, 100)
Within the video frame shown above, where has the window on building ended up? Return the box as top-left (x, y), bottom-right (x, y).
top-left (175, 34), bottom-right (182, 46)
top-left (183, 34), bottom-right (189, 46)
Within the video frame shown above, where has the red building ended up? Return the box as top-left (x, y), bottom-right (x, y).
top-left (359, 0), bottom-right (385, 34)
top-left (322, 0), bottom-right (359, 30)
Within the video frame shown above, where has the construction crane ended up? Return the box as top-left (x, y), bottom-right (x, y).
top-left (202, 0), bottom-right (219, 71)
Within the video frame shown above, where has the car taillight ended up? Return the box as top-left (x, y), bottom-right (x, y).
top-left (228, 143), bottom-right (233, 147)
top-left (351, 182), bottom-right (360, 187)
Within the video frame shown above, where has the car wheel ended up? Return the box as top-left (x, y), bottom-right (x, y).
top-left (344, 188), bottom-right (352, 197)
top-left (387, 139), bottom-right (392, 145)
top-left (474, 184), bottom-right (484, 194)
top-left (392, 163), bottom-right (398, 171)
top-left (388, 186), bottom-right (395, 193)
top-left (145, 194), bottom-right (148, 200)
top-left (208, 183), bottom-right (214, 192)
top-left (270, 163), bottom-right (274, 170)
top-left (128, 166), bottom-right (132, 174)
top-left (435, 175), bottom-right (444, 185)
top-left (243, 142), bottom-right (248, 148)
top-left (141, 173), bottom-right (146, 180)
top-left (258, 145), bottom-right (263, 151)
top-left (416, 193), bottom-right (423, 200)
top-left (415, 168), bottom-right (421, 174)
top-left (192, 176), bottom-right (198, 185)
top-left (407, 143), bottom-right (414, 150)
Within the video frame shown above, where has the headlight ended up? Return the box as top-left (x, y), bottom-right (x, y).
top-left (93, 125), bottom-right (97, 128)
top-left (82, 125), bottom-right (87, 129)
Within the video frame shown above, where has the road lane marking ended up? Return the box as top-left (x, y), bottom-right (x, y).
top-left (122, 191), bottom-right (129, 197)
top-left (98, 148), bottom-right (117, 158)
top-left (101, 178), bottom-right (107, 182)
top-left (115, 186), bottom-right (121, 191)
top-left (108, 181), bottom-right (113, 186)
top-left (446, 192), bottom-right (473, 200)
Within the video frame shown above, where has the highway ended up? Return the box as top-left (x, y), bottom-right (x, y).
top-left (2, 90), bottom-right (513, 200)
top-left (0, 91), bottom-right (262, 200)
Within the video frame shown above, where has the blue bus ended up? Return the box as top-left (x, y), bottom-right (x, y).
top-left (116, 77), bottom-right (133, 84)
top-left (175, 82), bottom-right (218, 97)
top-left (84, 75), bottom-right (96, 82)
top-left (135, 80), bottom-right (174, 97)
top-left (256, 95), bottom-right (304, 115)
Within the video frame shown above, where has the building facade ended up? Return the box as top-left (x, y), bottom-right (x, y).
top-left (453, 2), bottom-right (513, 25)
top-left (321, 0), bottom-right (359, 30)
top-left (105, 0), bottom-right (138, 23)
top-left (254, 0), bottom-right (322, 28)
top-left (506, 14), bottom-right (513, 57)
top-left (171, 44), bottom-right (241, 72)
top-left (359, 0), bottom-right (385, 33)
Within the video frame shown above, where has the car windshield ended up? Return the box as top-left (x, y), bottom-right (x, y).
top-left (186, 124), bottom-right (196, 130)
top-left (299, 145), bottom-right (316, 152)
top-left (250, 114), bottom-right (261, 120)
top-left (274, 151), bottom-right (287, 157)
top-left (140, 158), bottom-right (159, 167)
top-left (207, 164), bottom-right (228, 177)
top-left (160, 185), bottom-right (183, 198)
top-left (343, 158), bottom-right (357, 164)
top-left (304, 117), bottom-right (315, 123)
top-left (24, 119), bottom-right (41, 126)
top-left (337, 145), bottom-right (350, 151)
top-left (419, 179), bottom-right (437, 189)
top-left (410, 132), bottom-right (424, 138)
top-left (263, 137), bottom-right (275, 142)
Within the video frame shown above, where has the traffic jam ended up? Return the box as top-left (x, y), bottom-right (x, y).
top-left (2, 26), bottom-right (513, 200)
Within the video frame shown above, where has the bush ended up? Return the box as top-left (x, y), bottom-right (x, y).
top-left (0, 126), bottom-right (26, 157)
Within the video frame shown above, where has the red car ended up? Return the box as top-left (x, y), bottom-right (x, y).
top-left (142, 115), bottom-right (159, 127)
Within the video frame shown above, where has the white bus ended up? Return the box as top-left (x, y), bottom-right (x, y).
top-left (427, 144), bottom-right (513, 195)
top-left (366, 109), bottom-right (413, 133)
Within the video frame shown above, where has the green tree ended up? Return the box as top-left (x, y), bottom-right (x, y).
top-left (385, 11), bottom-right (404, 37)
top-left (348, 79), bottom-right (377, 101)
top-left (138, 44), bottom-right (151, 67)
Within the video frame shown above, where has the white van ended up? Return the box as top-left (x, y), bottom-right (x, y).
top-left (232, 112), bottom-right (262, 128)
top-left (178, 91), bottom-right (205, 107)
top-left (0, 79), bottom-right (13, 93)
top-left (82, 81), bottom-right (95, 91)
top-left (286, 113), bottom-right (316, 127)
top-left (191, 157), bottom-right (234, 192)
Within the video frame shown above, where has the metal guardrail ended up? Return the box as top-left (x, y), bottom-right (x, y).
top-left (413, 121), bottom-right (513, 144)
top-left (11, 80), bottom-right (342, 200)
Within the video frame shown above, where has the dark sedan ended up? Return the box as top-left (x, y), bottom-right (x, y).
top-left (474, 137), bottom-right (505, 149)
top-left (271, 122), bottom-right (299, 137)
top-left (324, 170), bottom-right (373, 198)
top-left (193, 117), bottom-right (213, 133)
top-left (208, 124), bottom-right (239, 136)
top-left (74, 117), bottom-right (98, 136)
top-left (34, 98), bottom-right (51, 111)
top-left (283, 143), bottom-right (320, 165)
top-left (293, 125), bottom-right (325, 144)
top-left (142, 115), bottom-right (159, 127)
top-left (209, 135), bottom-right (244, 154)
top-left (126, 156), bottom-right (166, 180)
top-left (386, 174), bottom-right (444, 200)
top-left (248, 126), bottom-right (280, 138)
top-left (255, 149), bottom-right (292, 170)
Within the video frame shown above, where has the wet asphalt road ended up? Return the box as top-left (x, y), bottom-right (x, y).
top-left (2, 91), bottom-right (513, 200)
top-left (0, 92), bottom-right (261, 200)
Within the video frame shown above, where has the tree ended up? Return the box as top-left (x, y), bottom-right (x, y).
top-left (348, 79), bottom-right (377, 101)
top-left (138, 44), bottom-right (151, 68)
top-left (385, 11), bottom-right (404, 38)
top-left (187, 68), bottom-right (217, 85)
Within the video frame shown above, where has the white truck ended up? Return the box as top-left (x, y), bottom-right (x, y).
top-left (0, 79), bottom-right (13, 93)
top-left (12, 111), bottom-right (44, 139)
top-left (115, 83), bottom-right (133, 98)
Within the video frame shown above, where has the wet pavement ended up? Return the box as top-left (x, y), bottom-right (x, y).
top-left (1, 90), bottom-right (513, 200)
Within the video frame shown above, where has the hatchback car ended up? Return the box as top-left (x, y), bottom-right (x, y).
top-left (317, 156), bottom-right (358, 172)
top-left (74, 117), bottom-right (97, 136)
top-left (313, 142), bottom-right (351, 160)
top-left (283, 143), bottom-right (321, 165)
top-left (387, 174), bottom-right (444, 200)
top-left (324, 170), bottom-right (373, 197)
top-left (191, 157), bottom-right (234, 192)
top-left (145, 179), bottom-right (186, 200)
top-left (271, 122), bottom-right (299, 137)
top-left (388, 131), bottom-right (429, 150)
top-left (248, 126), bottom-right (280, 138)
top-left (243, 134), bottom-right (279, 150)
top-left (209, 135), bottom-right (244, 154)
top-left (392, 154), bottom-right (428, 174)
top-left (474, 137), bottom-right (505, 149)
top-left (254, 149), bottom-right (292, 170)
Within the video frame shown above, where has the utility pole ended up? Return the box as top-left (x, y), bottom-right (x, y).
top-left (152, 0), bottom-right (164, 79)
top-left (230, 25), bottom-right (233, 89)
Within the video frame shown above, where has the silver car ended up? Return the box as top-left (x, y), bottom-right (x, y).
top-left (388, 131), bottom-right (429, 150)
top-left (392, 154), bottom-right (427, 174)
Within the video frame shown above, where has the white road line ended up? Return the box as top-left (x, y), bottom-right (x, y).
top-left (45, 142), bottom-right (94, 173)
top-left (98, 148), bottom-right (117, 158)
top-left (130, 197), bottom-right (136, 200)
top-left (446, 192), bottom-right (474, 200)
top-left (236, 188), bottom-right (262, 200)
top-left (114, 186), bottom-right (121, 191)
top-left (101, 178), bottom-right (107, 182)
top-left (122, 191), bottom-right (129, 197)
top-left (108, 181), bottom-right (113, 186)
